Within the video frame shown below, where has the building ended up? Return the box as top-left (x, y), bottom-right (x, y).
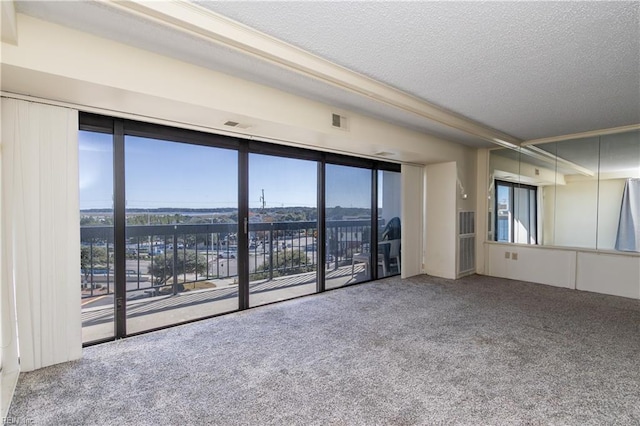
top-left (1, 1), bottom-right (638, 420)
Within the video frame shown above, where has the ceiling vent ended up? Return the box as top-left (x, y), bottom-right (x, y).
top-left (331, 113), bottom-right (348, 130)
top-left (224, 120), bottom-right (252, 129)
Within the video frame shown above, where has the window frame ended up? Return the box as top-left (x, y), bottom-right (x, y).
top-left (79, 112), bottom-right (401, 343)
top-left (494, 179), bottom-right (538, 245)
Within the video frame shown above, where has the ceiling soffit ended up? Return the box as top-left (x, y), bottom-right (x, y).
top-left (200, 1), bottom-right (640, 141)
top-left (14, 0), bottom-right (520, 149)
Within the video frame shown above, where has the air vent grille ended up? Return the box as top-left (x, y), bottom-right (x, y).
top-left (458, 235), bottom-right (476, 275)
top-left (458, 211), bottom-right (476, 276)
top-left (331, 113), bottom-right (348, 130)
top-left (459, 211), bottom-right (475, 235)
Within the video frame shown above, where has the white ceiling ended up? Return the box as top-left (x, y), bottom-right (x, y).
top-left (13, 1), bottom-right (640, 148)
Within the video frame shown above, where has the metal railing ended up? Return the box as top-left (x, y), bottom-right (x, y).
top-left (80, 220), bottom-right (371, 299)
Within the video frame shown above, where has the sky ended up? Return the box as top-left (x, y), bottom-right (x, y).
top-left (79, 131), bottom-right (383, 211)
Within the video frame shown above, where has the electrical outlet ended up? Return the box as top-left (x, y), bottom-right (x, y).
top-left (505, 252), bottom-right (510, 259)
top-left (511, 253), bottom-right (518, 260)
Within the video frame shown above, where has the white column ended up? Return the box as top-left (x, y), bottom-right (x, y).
top-left (425, 162), bottom-right (457, 279)
top-left (401, 164), bottom-right (425, 278)
top-left (476, 149), bottom-right (489, 274)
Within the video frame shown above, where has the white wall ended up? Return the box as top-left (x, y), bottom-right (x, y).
top-left (596, 179), bottom-right (627, 249)
top-left (401, 164), bottom-right (425, 278)
top-left (456, 148), bottom-right (478, 213)
top-left (486, 243), bottom-right (640, 299)
top-left (1, 14), bottom-right (474, 167)
top-left (425, 162), bottom-right (457, 279)
top-left (543, 178), bottom-right (625, 249)
top-left (486, 243), bottom-right (576, 289)
top-left (576, 252), bottom-right (640, 299)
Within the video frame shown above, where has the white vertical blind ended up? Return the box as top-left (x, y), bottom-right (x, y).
top-left (1, 119), bottom-right (19, 417)
top-left (1, 97), bottom-right (82, 372)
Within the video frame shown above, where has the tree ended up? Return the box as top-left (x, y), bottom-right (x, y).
top-left (252, 249), bottom-right (314, 280)
top-left (80, 246), bottom-right (109, 287)
top-left (148, 251), bottom-right (207, 292)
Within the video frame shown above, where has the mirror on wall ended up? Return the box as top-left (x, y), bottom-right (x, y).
top-left (488, 129), bottom-right (640, 252)
top-left (540, 136), bottom-right (600, 249)
top-left (597, 131), bottom-right (640, 251)
top-left (489, 147), bottom-right (544, 245)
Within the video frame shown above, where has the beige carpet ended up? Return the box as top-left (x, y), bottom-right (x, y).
top-left (7, 274), bottom-right (640, 425)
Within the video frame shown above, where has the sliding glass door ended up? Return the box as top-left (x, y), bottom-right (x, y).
top-left (79, 130), bottom-right (116, 343)
top-left (325, 164), bottom-right (372, 288)
top-left (378, 170), bottom-right (402, 278)
top-left (248, 154), bottom-right (318, 306)
top-left (79, 114), bottom-right (401, 342)
top-left (123, 135), bottom-right (239, 335)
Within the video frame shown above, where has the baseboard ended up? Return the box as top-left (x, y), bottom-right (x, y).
top-left (1, 369), bottom-right (19, 419)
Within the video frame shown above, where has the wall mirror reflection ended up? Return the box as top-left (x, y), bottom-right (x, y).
top-left (489, 130), bottom-right (639, 252)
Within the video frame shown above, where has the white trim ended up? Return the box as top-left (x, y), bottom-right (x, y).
top-left (97, 0), bottom-right (521, 148)
top-left (522, 146), bottom-right (595, 177)
top-left (1, 91), bottom-right (419, 166)
top-left (1, 370), bottom-right (19, 418)
top-left (0, 0), bottom-right (18, 45)
top-left (485, 240), bottom-right (640, 258)
top-left (522, 124), bottom-right (640, 146)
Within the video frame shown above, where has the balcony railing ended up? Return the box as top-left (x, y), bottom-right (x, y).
top-left (80, 220), bottom-right (371, 299)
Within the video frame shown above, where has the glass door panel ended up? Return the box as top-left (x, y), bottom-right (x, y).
top-left (378, 170), bottom-right (402, 278)
top-left (496, 182), bottom-right (512, 242)
top-left (79, 130), bottom-right (115, 344)
top-left (325, 164), bottom-right (372, 288)
top-left (248, 154), bottom-right (318, 307)
top-left (124, 136), bottom-right (238, 334)
top-left (514, 186), bottom-right (537, 244)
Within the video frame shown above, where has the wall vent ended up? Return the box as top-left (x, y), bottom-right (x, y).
top-left (223, 120), bottom-right (252, 129)
top-left (331, 113), bottom-right (348, 130)
top-left (458, 211), bottom-right (476, 276)
top-left (459, 211), bottom-right (475, 235)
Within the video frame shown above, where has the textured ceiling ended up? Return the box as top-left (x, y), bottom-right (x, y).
top-left (199, 1), bottom-right (640, 140)
top-left (14, 1), bottom-right (640, 146)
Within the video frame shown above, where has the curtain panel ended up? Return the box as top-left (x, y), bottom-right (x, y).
top-left (615, 178), bottom-right (640, 252)
top-left (1, 98), bottom-right (82, 371)
top-left (1, 113), bottom-right (18, 417)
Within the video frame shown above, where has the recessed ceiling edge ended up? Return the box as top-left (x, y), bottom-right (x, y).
top-left (99, 0), bottom-right (522, 148)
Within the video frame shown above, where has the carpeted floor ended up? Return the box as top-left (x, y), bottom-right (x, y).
top-left (7, 274), bottom-right (640, 425)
